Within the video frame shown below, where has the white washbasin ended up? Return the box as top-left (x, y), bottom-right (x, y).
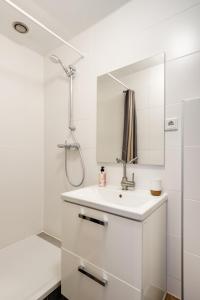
top-left (61, 185), bottom-right (167, 221)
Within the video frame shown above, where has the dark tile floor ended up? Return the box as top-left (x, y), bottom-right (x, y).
top-left (43, 286), bottom-right (67, 300)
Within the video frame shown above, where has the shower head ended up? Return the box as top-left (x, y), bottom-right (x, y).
top-left (49, 54), bottom-right (69, 75)
top-left (50, 54), bottom-right (61, 64)
top-left (49, 54), bottom-right (76, 77)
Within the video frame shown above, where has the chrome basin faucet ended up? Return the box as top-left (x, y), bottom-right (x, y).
top-left (116, 157), bottom-right (138, 190)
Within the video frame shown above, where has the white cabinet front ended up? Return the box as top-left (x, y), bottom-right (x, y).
top-left (61, 249), bottom-right (141, 300)
top-left (62, 202), bottom-right (142, 289)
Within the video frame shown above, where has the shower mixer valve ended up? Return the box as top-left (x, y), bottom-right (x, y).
top-left (51, 54), bottom-right (85, 186)
top-left (69, 125), bottom-right (76, 131)
top-left (57, 142), bottom-right (80, 150)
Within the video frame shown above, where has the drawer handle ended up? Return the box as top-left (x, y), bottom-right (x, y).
top-left (78, 265), bottom-right (108, 287)
top-left (78, 213), bottom-right (108, 226)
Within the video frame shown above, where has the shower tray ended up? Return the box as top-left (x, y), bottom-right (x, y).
top-left (0, 234), bottom-right (61, 300)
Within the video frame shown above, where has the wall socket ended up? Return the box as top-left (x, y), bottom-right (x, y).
top-left (165, 118), bottom-right (178, 131)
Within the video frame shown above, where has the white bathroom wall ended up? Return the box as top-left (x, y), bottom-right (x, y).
top-left (0, 34), bottom-right (44, 249)
top-left (183, 99), bottom-right (200, 300)
top-left (44, 0), bottom-right (200, 297)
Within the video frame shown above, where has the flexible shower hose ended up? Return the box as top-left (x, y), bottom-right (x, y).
top-left (64, 130), bottom-right (85, 187)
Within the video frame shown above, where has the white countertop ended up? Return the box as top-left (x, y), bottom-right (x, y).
top-left (62, 185), bottom-right (167, 221)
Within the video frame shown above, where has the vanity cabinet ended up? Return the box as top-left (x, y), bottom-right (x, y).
top-left (61, 200), bottom-right (166, 300)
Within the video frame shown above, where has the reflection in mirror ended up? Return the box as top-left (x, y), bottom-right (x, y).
top-left (121, 89), bottom-right (137, 163)
top-left (97, 53), bottom-right (165, 166)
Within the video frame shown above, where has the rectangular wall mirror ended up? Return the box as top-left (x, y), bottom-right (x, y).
top-left (97, 53), bottom-right (165, 166)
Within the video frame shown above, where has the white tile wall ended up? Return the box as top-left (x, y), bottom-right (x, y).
top-left (167, 275), bottom-right (182, 299)
top-left (166, 54), bottom-right (200, 105)
top-left (162, 148), bottom-right (182, 191)
top-left (183, 99), bottom-right (200, 299)
top-left (167, 191), bottom-right (181, 238)
top-left (184, 100), bottom-right (200, 146)
top-left (184, 252), bottom-right (200, 300)
top-left (44, 0), bottom-right (200, 297)
top-left (184, 147), bottom-right (200, 200)
top-left (0, 34), bottom-right (44, 248)
top-left (184, 199), bottom-right (200, 255)
top-left (168, 235), bottom-right (182, 280)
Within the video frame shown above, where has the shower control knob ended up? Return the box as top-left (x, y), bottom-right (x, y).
top-left (57, 142), bottom-right (80, 150)
top-left (69, 143), bottom-right (80, 150)
top-left (57, 143), bottom-right (66, 148)
top-left (69, 125), bottom-right (76, 131)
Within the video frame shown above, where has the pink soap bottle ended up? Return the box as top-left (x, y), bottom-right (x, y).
top-left (99, 166), bottom-right (106, 187)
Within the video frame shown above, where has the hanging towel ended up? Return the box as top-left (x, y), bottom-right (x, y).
top-left (122, 89), bottom-right (137, 162)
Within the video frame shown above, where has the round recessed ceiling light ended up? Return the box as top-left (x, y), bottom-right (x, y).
top-left (13, 22), bottom-right (29, 34)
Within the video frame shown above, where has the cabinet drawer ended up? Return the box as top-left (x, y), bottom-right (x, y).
top-left (62, 201), bottom-right (142, 289)
top-left (61, 249), bottom-right (141, 300)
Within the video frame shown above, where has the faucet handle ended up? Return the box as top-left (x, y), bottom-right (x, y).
top-left (116, 158), bottom-right (126, 164)
top-left (128, 157), bottom-right (138, 164)
top-left (116, 157), bottom-right (138, 164)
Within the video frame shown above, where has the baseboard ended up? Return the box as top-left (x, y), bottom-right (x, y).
top-left (37, 232), bottom-right (61, 248)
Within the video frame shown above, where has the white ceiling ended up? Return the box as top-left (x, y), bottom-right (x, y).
top-left (0, 0), bottom-right (130, 55)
